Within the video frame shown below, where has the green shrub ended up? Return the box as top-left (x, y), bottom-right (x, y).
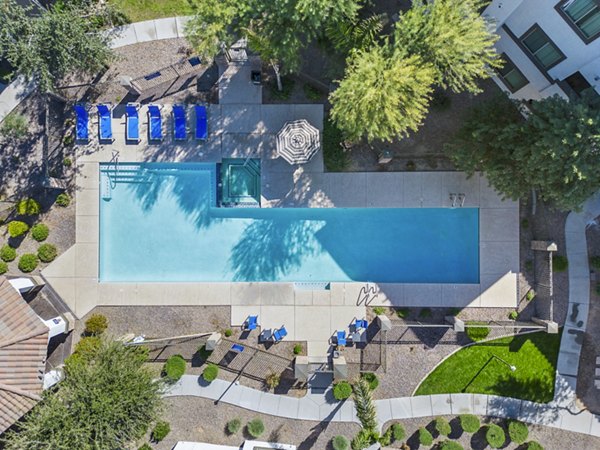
top-left (323, 117), bottom-right (350, 172)
top-left (84, 313), bottom-right (108, 335)
top-left (226, 418), bottom-right (241, 435)
top-left (63, 157), bottom-right (73, 166)
top-left (18, 253), bottom-right (38, 272)
top-left (434, 417), bottom-right (451, 436)
top-left (466, 325), bottom-right (490, 342)
top-left (293, 343), bottom-right (302, 355)
top-left (459, 414), bottom-right (480, 433)
top-left (31, 223), bottom-right (49, 241)
top-left (526, 290), bottom-right (535, 301)
top-left (164, 355), bottom-right (186, 382)
top-left (526, 441), bottom-right (544, 450)
top-left (55, 193), bottom-right (71, 207)
top-left (419, 307), bottom-right (432, 318)
top-left (378, 427), bottom-right (392, 446)
top-left (333, 380), bottom-right (352, 400)
top-left (246, 418), bottom-right (264, 438)
top-left (303, 83), bottom-right (322, 101)
top-left (38, 243), bottom-right (57, 262)
top-left (151, 421), bottom-right (170, 442)
top-left (196, 344), bottom-right (212, 360)
top-left (8, 220), bottom-right (29, 237)
top-left (202, 363), bottom-right (219, 382)
top-left (391, 422), bottom-right (405, 441)
top-left (265, 372), bottom-right (280, 389)
top-left (553, 255), bottom-right (568, 272)
top-left (351, 429), bottom-right (376, 450)
top-left (591, 256), bottom-right (600, 269)
top-left (525, 259), bottom-right (533, 273)
top-left (224, 328), bottom-right (233, 337)
top-left (138, 444), bottom-right (152, 450)
top-left (485, 424), bottom-right (506, 449)
top-left (0, 244), bottom-right (16, 262)
top-left (0, 112), bottom-right (28, 139)
top-left (418, 427), bottom-right (433, 446)
top-left (0, 261), bottom-right (8, 275)
top-left (17, 198), bottom-right (41, 216)
top-left (332, 435), bottom-right (350, 450)
top-left (360, 372), bottom-right (379, 391)
top-left (508, 420), bottom-right (529, 444)
top-left (439, 441), bottom-right (464, 450)
top-left (372, 306), bottom-right (385, 315)
top-left (396, 307), bottom-right (409, 318)
top-left (508, 310), bottom-right (518, 320)
top-left (65, 336), bottom-right (102, 369)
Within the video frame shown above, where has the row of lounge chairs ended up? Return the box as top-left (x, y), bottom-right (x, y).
top-left (74, 103), bottom-right (208, 143)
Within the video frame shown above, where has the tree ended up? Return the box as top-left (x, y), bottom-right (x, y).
top-left (447, 94), bottom-right (600, 211)
top-left (330, 45), bottom-right (435, 142)
top-left (353, 377), bottom-right (377, 432)
top-left (393, 0), bottom-right (500, 94)
top-left (0, 0), bottom-right (113, 92)
top-left (1, 340), bottom-right (163, 449)
top-left (325, 13), bottom-right (386, 56)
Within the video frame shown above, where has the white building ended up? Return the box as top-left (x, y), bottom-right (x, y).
top-left (484, 0), bottom-right (600, 100)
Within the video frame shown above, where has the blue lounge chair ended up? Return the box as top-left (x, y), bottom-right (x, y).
top-left (147, 105), bottom-right (163, 141)
top-left (354, 319), bottom-right (368, 330)
top-left (126, 103), bottom-right (140, 142)
top-left (74, 104), bottom-right (89, 141)
top-left (337, 331), bottom-right (347, 346)
top-left (231, 343), bottom-right (245, 353)
top-left (195, 105), bottom-right (207, 140)
top-left (244, 315), bottom-right (258, 331)
top-left (273, 326), bottom-right (287, 343)
top-left (172, 105), bottom-right (187, 141)
top-left (97, 104), bottom-right (112, 141)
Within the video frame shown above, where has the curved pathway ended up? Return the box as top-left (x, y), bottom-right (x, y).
top-left (167, 192), bottom-right (600, 436)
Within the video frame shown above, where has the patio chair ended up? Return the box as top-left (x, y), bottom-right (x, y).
top-left (172, 104), bottom-right (187, 141)
top-left (195, 105), bottom-right (207, 140)
top-left (125, 103), bottom-right (140, 142)
top-left (354, 319), bottom-right (368, 330)
top-left (243, 315), bottom-right (258, 331)
top-left (273, 326), bottom-right (288, 343)
top-left (336, 330), bottom-right (347, 347)
top-left (97, 104), bottom-right (113, 141)
top-left (74, 104), bottom-right (89, 142)
top-left (147, 104), bottom-right (163, 141)
top-left (231, 343), bottom-right (245, 353)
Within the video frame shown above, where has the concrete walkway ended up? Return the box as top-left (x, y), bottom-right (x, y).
top-left (166, 375), bottom-right (600, 435)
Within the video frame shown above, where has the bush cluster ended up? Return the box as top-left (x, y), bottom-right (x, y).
top-left (246, 418), bottom-right (264, 438)
top-left (434, 417), bottom-right (451, 436)
top-left (459, 414), bottom-right (480, 433)
top-left (226, 418), bottom-right (241, 435)
top-left (84, 314), bottom-right (108, 335)
top-left (0, 261), bottom-right (8, 275)
top-left (333, 380), bottom-right (352, 400)
top-left (55, 193), bottom-right (71, 207)
top-left (31, 223), bottom-right (49, 241)
top-left (360, 372), bottom-right (379, 391)
top-left (508, 420), bottom-right (529, 444)
top-left (202, 363), bottom-right (219, 382)
top-left (18, 253), bottom-right (38, 272)
top-left (17, 198), bottom-right (41, 216)
top-left (486, 424), bottom-right (506, 449)
top-left (332, 435), bottom-right (350, 450)
top-left (418, 427), bottom-right (433, 446)
top-left (391, 423), bottom-right (405, 441)
top-left (466, 325), bottom-right (490, 342)
top-left (164, 355), bottom-right (186, 382)
top-left (151, 421), bottom-right (170, 442)
top-left (0, 244), bottom-right (16, 262)
top-left (38, 243), bottom-right (57, 263)
top-left (8, 221), bottom-right (29, 238)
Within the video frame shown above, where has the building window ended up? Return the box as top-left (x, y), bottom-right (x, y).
top-left (520, 25), bottom-right (566, 70)
top-left (497, 54), bottom-right (529, 92)
top-left (557, 0), bottom-right (600, 42)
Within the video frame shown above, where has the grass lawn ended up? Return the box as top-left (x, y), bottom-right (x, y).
top-left (414, 331), bottom-right (561, 403)
top-left (109, 0), bottom-right (194, 23)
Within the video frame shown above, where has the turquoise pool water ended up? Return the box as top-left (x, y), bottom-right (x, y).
top-left (99, 163), bottom-right (479, 283)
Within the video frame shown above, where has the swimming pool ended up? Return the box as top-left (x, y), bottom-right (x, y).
top-left (99, 163), bottom-right (479, 283)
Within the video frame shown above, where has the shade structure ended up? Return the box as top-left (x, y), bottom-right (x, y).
top-left (276, 119), bottom-right (320, 164)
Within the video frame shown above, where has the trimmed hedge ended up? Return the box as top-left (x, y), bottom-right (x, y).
top-left (459, 414), bottom-right (480, 433)
top-left (333, 380), bottom-right (352, 400)
top-left (466, 325), bottom-right (490, 342)
top-left (84, 314), bottom-right (108, 335)
top-left (55, 193), bottom-right (71, 207)
top-left (17, 198), bottom-right (41, 216)
top-left (164, 355), bottom-right (186, 382)
top-left (202, 363), bottom-right (219, 382)
top-left (246, 418), bottom-right (265, 438)
top-left (0, 244), bottom-right (16, 262)
top-left (226, 418), bottom-right (241, 435)
top-left (439, 441), bottom-right (464, 450)
top-left (508, 420), bottom-right (529, 444)
top-left (361, 372), bottom-right (379, 391)
top-left (151, 421), bottom-right (170, 442)
top-left (38, 243), bottom-right (57, 263)
top-left (332, 435), bottom-right (350, 450)
top-left (31, 223), bottom-right (49, 241)
top-left (434, 417), bottom-right (451, 436)
top-left (0, 261), bottom-right (7, 275)
top-left (8, 221), bottom-right (29, 238)
top-left (486, 424), bottom-right (506, 449)
top-left (418, 427), bottom-right (433, 446)
top-left (18, 253), bottom-right (38, 272)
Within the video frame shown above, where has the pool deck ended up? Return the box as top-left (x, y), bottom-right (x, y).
top-left (43, 60), bottom-right (519, 357)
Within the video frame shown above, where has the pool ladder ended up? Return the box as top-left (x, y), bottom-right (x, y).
top-left (449, 193), bottom-right (465, 208)
top-left (101, 164), bottom-right (152, 200)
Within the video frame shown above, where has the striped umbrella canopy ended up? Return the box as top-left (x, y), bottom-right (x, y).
top-left (276, 119), bottom-right (320, 164)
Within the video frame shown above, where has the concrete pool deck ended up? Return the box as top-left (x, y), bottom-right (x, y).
top-left (42, 58), bottom-right (519, 357)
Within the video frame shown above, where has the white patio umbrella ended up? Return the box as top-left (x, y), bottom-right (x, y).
top-left (276, 119), bottom-right (320, 164)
